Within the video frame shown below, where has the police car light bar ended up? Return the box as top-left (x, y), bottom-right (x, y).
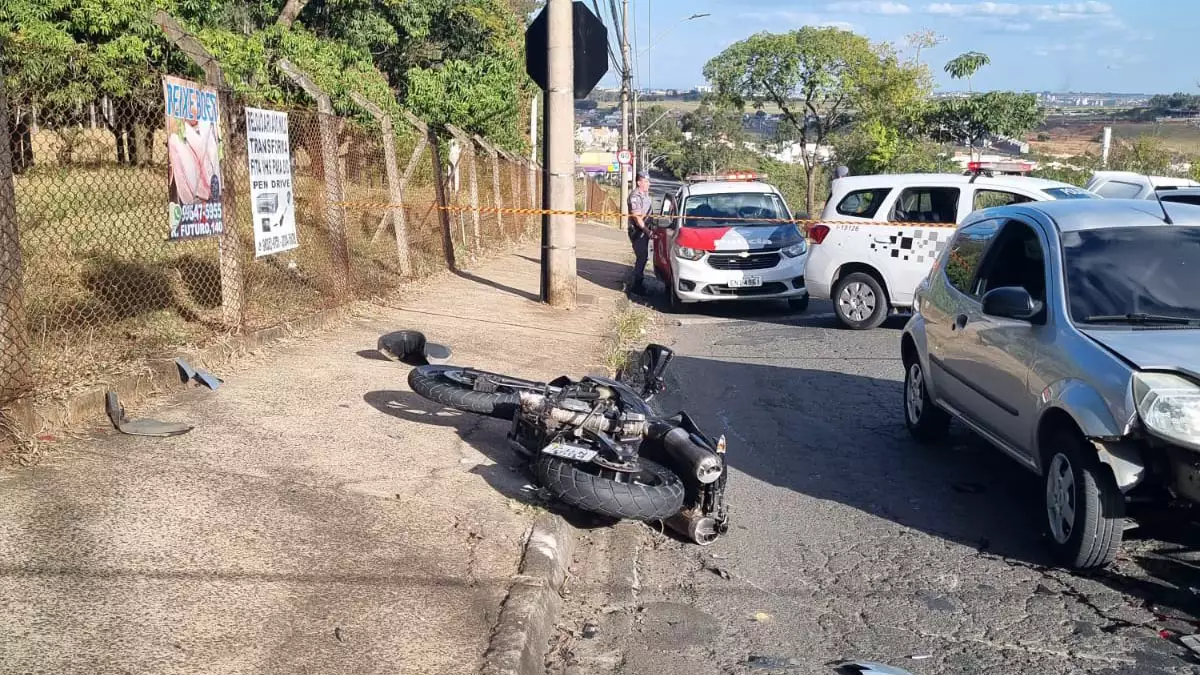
top-left (967, 161), bottom-right (1035, 175)
top-left (685, 171), bottom-right (767, 183)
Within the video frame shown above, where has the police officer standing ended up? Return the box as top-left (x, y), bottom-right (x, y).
top-left (627, 171), bottom-right (653, 295)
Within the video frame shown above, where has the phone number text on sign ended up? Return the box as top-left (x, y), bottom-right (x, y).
top-left (245, 106), bottom-right (300, 258)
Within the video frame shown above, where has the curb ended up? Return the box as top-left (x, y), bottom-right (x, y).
top-left (482, 513), bottom-right (576, 675)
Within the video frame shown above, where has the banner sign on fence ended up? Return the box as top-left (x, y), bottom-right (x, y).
top-left (163, 75), bottom-right (224, 241)
top-left (245, 107), bottom-right (299, 258)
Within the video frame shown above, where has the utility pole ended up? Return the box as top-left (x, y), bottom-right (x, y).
top-left (541, 0), bottom-right (576, 308)
top-left (619, 0), bottom-right (632, 227)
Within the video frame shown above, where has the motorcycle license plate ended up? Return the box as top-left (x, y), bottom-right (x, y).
top-left (728, 276), bottom-right (762, 288)
top-left (542, 441), bottom-right (598, 462)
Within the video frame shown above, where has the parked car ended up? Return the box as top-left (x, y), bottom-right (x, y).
top-left (806, 168), bottom-right (1097, 330)
top-left (1084, 170), bottom-right (1200, 199)
top-left (652, 172), bottom-right (809, 312)
top-left (900, 198), bottom-right (1200, 569)
top-left (1149, 186), bottom-right (1200, 207)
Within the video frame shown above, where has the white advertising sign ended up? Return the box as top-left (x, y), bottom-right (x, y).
top-left (245, 107), bottom-right (299, 258)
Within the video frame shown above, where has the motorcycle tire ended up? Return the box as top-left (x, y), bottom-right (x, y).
top-left (407, 365), bottom-right (523, 419)
top-left (536, 455), bottom-right (685, 521)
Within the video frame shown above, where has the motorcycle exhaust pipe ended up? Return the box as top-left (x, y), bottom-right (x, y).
top-left (658, 426), bottom-right (723, 484)
top-left (665, 512), bottom-right (721, 546)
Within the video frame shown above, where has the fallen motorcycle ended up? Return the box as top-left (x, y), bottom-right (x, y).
top-left (406, 344), bottom-right (730, 544)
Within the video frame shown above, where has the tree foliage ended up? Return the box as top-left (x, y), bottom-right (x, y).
top-left (943, 51), bottom-right (989, 92)
top-left (923, 92), bottom-right (1044, 159)
top-left (702, 27), bottom-right (927, 215)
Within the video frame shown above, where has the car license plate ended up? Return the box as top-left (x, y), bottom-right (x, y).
top-left (728, 276), bottom-right (762, 288)
top-left (542, 441), bottom-right (598, 462)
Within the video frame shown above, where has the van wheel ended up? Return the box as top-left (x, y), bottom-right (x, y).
top-left (833, 272), bottom-right (888, 330)
top-left (1043, 428), bottom-right (1124, 569)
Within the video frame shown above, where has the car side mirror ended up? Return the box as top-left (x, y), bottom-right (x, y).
top-left (982, 287), bottom-right (1042, 321)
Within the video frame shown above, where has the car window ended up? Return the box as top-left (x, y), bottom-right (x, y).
top-left (1094, 180), bottom-right (1142, 199)
top-left (836, 188), bottom-right (891, 218)
top-left (891, 187), bottom-right (960, 224)
top-left (681, 192), bottom-right (790, 228)
top-left (1043, 187), bottom-right (1099, 200)
top-left (973, 189), bottom-right (1034, 211)
top-left (1063, 226), bottom-right (1200, 323)
top-left (1160, 194), bottom-right (1200, 207)
top-left (943, 219), bottom-right (1001, 296)
top-left (974, 220), bottom-right (1047, 304)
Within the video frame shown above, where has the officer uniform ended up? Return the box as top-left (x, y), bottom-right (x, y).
top-left (627, 175), bottom-right (653, 293)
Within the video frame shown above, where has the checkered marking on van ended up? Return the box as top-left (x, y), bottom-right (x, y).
top-left (868, 228), bottom-right (949, 263)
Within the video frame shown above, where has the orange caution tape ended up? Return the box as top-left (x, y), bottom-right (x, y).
top-left (331, 200), bottom-right (960, 229)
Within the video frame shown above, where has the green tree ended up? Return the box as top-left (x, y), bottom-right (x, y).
top-left (703, 27), bottom-right (925, 215)
top-left (636, 105), bottom-right (684, 175)
top-left (944, 51), bottom-right (990, 93)
top-left (924, 92), bottom-right (1043, 161)
top-left (1107, 136), bottom-right (1178, 175)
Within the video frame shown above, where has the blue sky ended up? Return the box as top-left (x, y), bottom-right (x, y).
top-left (598, 0), bottom-right (1191, 94)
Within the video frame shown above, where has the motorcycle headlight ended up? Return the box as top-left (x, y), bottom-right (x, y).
top-left (781, 240), bottom-right (808, 258)
top-left (674, 245), bottom-right (705, 261)
top-left (1133, 371), bottom-right (1200, 450)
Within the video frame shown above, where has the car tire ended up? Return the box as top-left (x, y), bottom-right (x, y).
top-left (833, 272), bottom-right (888, 330)
top-left (902, 356), bottom-right (950, 442)
top-left (1043, 428), bottom-right (1125, 569)
top-left (665, 281), bottom-right (684, 314)
top-left (787, 295), bottom-right (810, 313)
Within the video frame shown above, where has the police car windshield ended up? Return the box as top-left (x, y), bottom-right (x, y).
top-left (682, 193), bottom-right (790, 228)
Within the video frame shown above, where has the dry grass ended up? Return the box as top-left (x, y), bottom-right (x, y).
top-left (601, 299), bottom-right (653, 375)
top-left (1031, 120), bottom-right (1200, 157)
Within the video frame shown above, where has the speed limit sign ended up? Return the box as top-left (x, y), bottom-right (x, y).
top-left (617, 149), bottom-right (632, 165)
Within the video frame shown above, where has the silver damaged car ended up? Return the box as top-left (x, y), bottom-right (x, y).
top-left (900, 198), bottom-right (1200, 569)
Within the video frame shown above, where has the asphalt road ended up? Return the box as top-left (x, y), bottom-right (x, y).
top-left (551, 294), bottom-right (1200, 675)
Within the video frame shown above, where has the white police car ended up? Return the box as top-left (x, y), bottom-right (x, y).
top-left (806, 163), bottom-right (1098, 329)
top-left (651, 172), bottom-right (809, 312)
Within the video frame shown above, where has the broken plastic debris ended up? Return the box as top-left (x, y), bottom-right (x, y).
top-left (105, 391), bottom-right (192, 437)
top-left (193, 368), bottom-right (223, 390)
top-left (175, 357), bottom-right (197, 382)
top-left (909, 655), bottom-right (932, 660)
top-left (1180, 634), bottom-right (1200, 656)
top-left (753, 612), bottom-right (772, 623)
top-left (831, 662), bottom-right (916, 675)
top-left (747, 655), bottom-right (801, 669)
top-left (582, 622), bottom-right (599, 638)
top-left (175, 357), bottom-right (223, 390)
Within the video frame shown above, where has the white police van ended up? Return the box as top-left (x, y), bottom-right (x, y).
top-left (805, 163), bottom-right (1097, 329)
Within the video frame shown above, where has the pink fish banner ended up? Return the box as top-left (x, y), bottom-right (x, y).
top-left (163, 75), bottom-right (225, 240)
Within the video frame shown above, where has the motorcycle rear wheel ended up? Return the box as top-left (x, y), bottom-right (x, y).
top-left (536, 455), bottom-right (685, 521)
top-left (408, 365), bottom-right (530, 419)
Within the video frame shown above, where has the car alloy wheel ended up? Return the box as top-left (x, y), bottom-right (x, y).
top-left (1046, 452), bottom-right (1077, 545)
top-left (906, 362), bottom-right (924, 424)
top-left (838, 281), bottom-right (876, 323)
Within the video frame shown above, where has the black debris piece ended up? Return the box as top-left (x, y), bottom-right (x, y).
top-left (105, 391), bottom-right (193, 437)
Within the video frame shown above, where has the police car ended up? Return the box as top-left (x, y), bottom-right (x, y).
top-left (806, 163), bottom-right (1098, 329)
top-left (652, 172), bottom-right (809, 312)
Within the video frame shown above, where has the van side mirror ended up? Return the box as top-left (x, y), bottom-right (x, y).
top-left (982, 287), bottom-right (1041, 321)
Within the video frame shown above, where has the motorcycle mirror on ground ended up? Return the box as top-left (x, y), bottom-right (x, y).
top-left (619, 344), bottom-right (674, 400)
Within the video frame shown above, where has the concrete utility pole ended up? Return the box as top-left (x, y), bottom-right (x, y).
top-left (541, 0), bottom-right (577, 307)
top-left (619, 0), bottom-right (632, 228)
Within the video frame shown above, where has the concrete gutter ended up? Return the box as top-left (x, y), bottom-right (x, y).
top-left (483, 513), bottom-right (576, 675)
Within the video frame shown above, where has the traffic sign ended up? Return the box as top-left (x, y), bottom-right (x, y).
top-left (525, 2), bottom-right (610, 99)
top-left (617, 149), bottom-right (632, 165)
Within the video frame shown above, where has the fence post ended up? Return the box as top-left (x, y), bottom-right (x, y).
top-left (502, 151), bottom-right (521, 239)
top-left (153, 11), bottom-right (245, 328)
top-left (473, 134), bottom-right (504, 238)
top-left (0, 67), bottom-right (33, 430)
top-left (402, 111), bottom-right (456, 270)
top-left (445, 124), bottom-right (480, 251)
top-left (277, 59), bottom-right (351, 296)
top-left (349, 94), bottom-right (414, 277)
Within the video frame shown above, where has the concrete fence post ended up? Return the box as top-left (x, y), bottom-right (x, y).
top-left (348, 93), bottom-right (413, 277)
top-left (277, 59), bottom-right (351, 296)
top-left (154, 10), bottom-right (245, 328)
top-left (401, 111), bottom-right (456, 270)
top-left (445, 124), bottom-right (480, 251)
top-left (473, 134), bottom-right (504, 239)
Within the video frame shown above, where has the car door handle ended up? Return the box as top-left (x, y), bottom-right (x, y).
top-left (952, 314), bottom-right (968, 331)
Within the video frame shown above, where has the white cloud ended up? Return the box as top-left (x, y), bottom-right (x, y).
top-left (825, 1), bottom-right (912, 14)
top-left (924, 1), bottom-right (1113, 21)
top-left (738, 10), bottom-right (856, 30)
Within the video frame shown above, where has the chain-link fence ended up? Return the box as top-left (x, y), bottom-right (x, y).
top-left (0, 59), bottom-right (605, 412)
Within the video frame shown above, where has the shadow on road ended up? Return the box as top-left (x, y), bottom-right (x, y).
top-left (655, 353), bottom-right (1200, 631)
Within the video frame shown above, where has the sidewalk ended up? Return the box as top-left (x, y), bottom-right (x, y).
top-left (0, 224), bottom-right (634, 675)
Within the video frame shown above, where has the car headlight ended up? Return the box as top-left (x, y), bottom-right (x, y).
top-left (674, 245), bottom-right (705, 261)
top-left (1133, 372), bottom-right (1200, 450)
top-left (781, 240), bottom-right (808, 258)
